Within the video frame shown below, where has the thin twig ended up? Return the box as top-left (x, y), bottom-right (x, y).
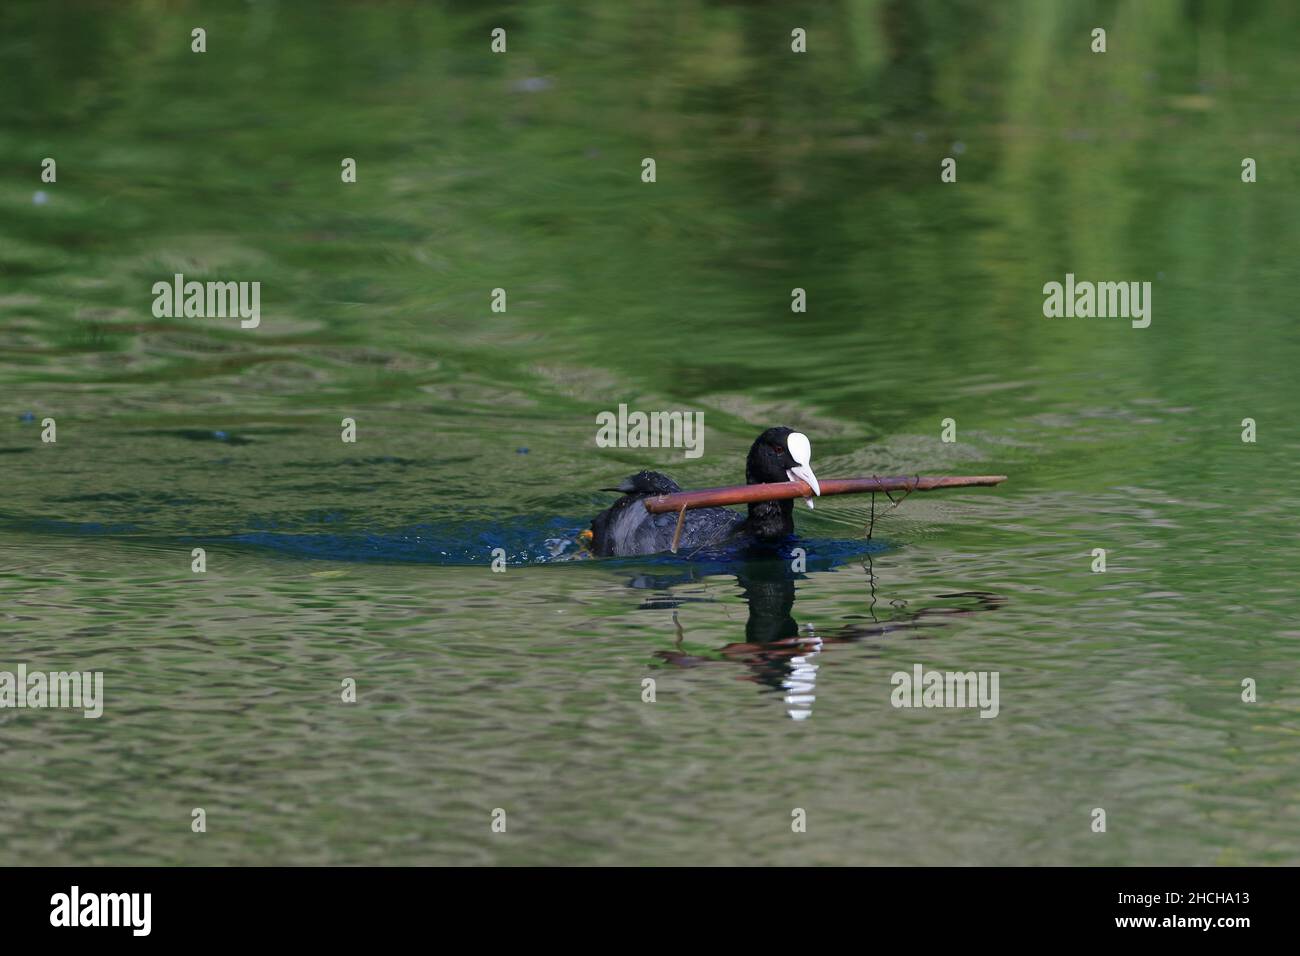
top-left (865, 474), bottom-right (921, 539)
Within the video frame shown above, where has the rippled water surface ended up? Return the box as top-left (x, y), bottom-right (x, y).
top-left (2, 1), bottom-right (1298, 865)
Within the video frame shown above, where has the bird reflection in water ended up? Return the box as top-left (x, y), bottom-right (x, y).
top-left (634, 554), bottom-right (1005, 720)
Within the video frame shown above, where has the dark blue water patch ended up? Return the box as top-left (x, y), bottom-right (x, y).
top-left (595, 536), bottom-right (888, 575)
top-left (224, 515), bottom-right (587, 565)
top-left (222, 518), bottom-right (886, 569)
top-left (0, 508), bottom-right (884, 570)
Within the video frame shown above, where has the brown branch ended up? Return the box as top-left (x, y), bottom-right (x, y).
top-left (643, 475), bottom-right (1007, 515)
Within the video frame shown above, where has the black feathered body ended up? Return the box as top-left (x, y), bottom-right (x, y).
top-left (589, 471), bottom-right (744, 556)
top-left (589, 427), bottom-right (807, 557)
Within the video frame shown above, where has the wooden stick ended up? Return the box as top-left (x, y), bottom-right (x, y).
top-left (644, 475), bottom-right (1007, 514)
top-left (669, 505), bottom-right (688, 554)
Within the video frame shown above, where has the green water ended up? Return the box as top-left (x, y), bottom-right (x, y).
top-left (1, 1), bottom-right (1298, 865)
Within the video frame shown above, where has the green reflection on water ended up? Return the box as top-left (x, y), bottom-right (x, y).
top-left (1, 0), bottom-right (1297, 865)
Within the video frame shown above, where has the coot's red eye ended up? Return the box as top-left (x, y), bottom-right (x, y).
top-left (773, 445), bottom-right (784, 454)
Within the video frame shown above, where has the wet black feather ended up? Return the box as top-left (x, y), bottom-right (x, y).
top-left (589, 427), bottom-right (805, 557)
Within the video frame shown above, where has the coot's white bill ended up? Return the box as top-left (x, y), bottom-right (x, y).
top-left (785, 431), bottom-right (820, 509)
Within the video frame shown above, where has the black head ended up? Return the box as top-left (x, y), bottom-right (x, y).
top-left (742, 426), bottom-right (821, 540)
top-left (746, 427), bottom-right (819, 495)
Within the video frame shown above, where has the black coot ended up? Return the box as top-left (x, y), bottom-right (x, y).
top-left (589, 426), bottom-right (821, 557)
